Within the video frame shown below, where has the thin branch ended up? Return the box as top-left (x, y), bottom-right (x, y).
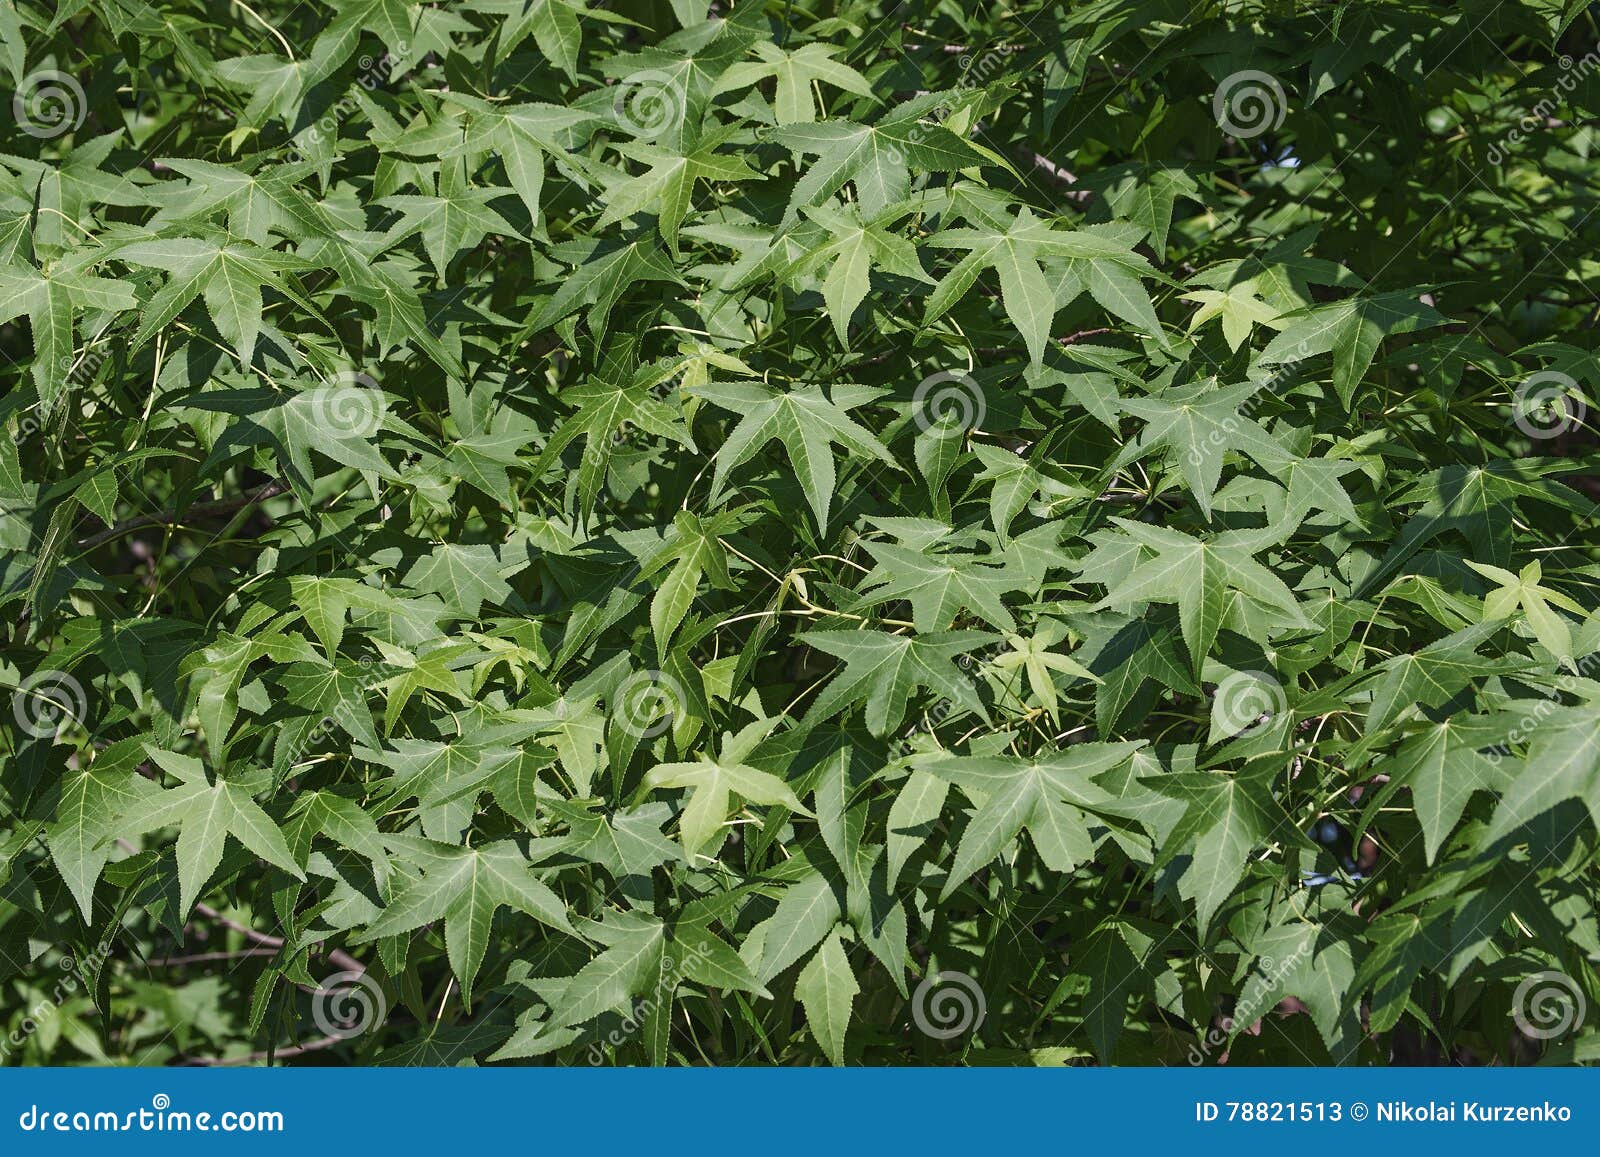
top-left (191, 900), bottom-right (366, 975)
top-left (111, 839), bottom-right (368, 977)
top-left (76, 479), bottom-right (290, 551)
top-left (1029, 152), bottom-right (1094, 205)
top-left (181, 1034), bottom-right (345, 1067)
top-left (144, 949), bottom-right (280, 966)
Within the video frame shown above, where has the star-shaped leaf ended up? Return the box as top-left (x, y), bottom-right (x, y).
top-left (356, 837), bottom-right (577, 1003)
top-left (713, 41), bottom-right (874, 123)
top-left (402, 542), bottom-right (524, 619)
top-left (689, 380), bottom-right (897, 529)
top-left (801, 629), bottom-right (997, 737)
top-left (1259, 290), bottom-right (1446, 407)
top-left (773, 100), bottom-right (987, 220)
top-left (1145, 767), bottom-right (1279, 937)
top-left (1094, 519), bottom-right (1311, 676)
top-left (1115, 381), bottom-right (1291, 517)
top-left (118, 749), bottom-right (304, 917)
top-left (645, 723), bottom-right (810, 860)
top-left (115, 236), bottom-right (318, 366)
top-left (924, 742), bottom-right (1143, 898)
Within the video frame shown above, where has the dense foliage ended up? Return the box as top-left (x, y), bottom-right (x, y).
top-left (2, 0), bottom-right (1599, 1066)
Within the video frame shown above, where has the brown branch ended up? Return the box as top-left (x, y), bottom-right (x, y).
top-left (114, 837), bottom-right (365, 977)
top-left (1029, 152), bottom-right (1094, 206)
top-left (191, 900), bottom-right (365, 975)
top-left (181, 1034), bottom-right (346, 1067)
top-left (76, 479), bottom-right (290, 551)
top-left (144, 949), bottom-right (281, 966)
top-left (972, 330), bottom-right (1119, 357)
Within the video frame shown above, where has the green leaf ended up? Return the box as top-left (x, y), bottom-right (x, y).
top-left (795, 926), bottom-right (857, 1064)
top-left (773, 101), bottom-right (987, 220)
top-left (924, 742), bottom-right (1142, 898)
top-left (1146, 767), bottom-right (1279, 938)
top-left (357, 839), bottom-right (576, 1003)
top-left (689, 380), bottom-right (897, 529)
top-left (1484, 708), bottom-right (1600, 845)
top-left (927, 209), bottom-right (1165, 364)
top-left (0, 261), bottom-right (135, 412)
top-left (713, 41), bottom-right (874, 124)
top-left (119, 749), bottom-right (304, 917)
top-left (599, 127), bottom-right (764, 254)
top-left (801, 629), bottom-right (996, 737)
top-left (1094, 519), bottom-right (1310, 676)
top-left (645, 735), bottom-right (810, 860)
top-left (402, 542), bottom-right (522, 619)
top-left (1374, 720), bottom-right (1512, 863)
top-left (115, 237), bottom-right (316, 366)
top-left (1115, 380), bottom-right (1291, 517)
top-left (47, 743), bottom-right (161, 920)
top-left (1259, 291), bottom-right (1446, 407)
